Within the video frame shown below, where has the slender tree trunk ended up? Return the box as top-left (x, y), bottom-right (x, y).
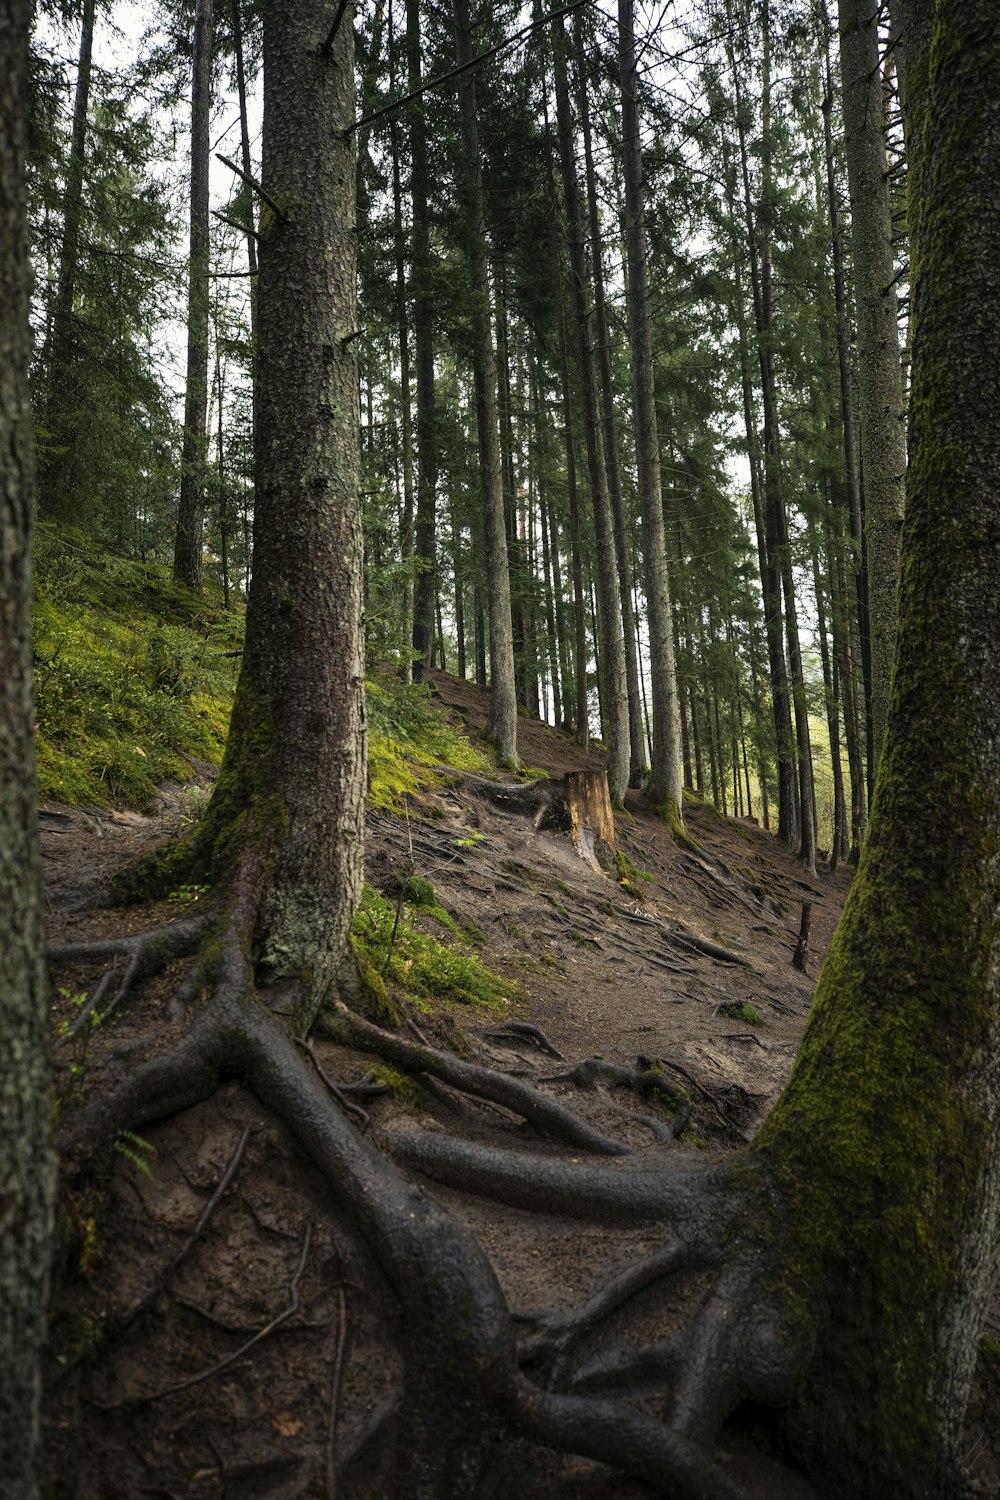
top-left (173, 0), bottom-right (213, 590)
top-left (407, 0), bottom-right (436, 682)
top-left (811, 521), bottom-right (845, 869)
top-left (38, 0), bottom-right (95, 521)
top-left (619, 0), bottom-right (684, 825)
top-left (575, 13), bottom-right (646, 784)
top-left (837, 0), bottom-right (907, 777)
top-left (724, 52), bottom-right (797, 846)
top-left (0, 1), bottom-right (56, 1487)
top-left (820, 32), bottom-right (870, 819)
top-left (452, 0), bottom-right (518, 761)
top-left (552, 25), bottom-right (629, 803)
top-left (232, 0), bottom-right (257, 346)
top-left (542, 95), bottom-right (588, 744)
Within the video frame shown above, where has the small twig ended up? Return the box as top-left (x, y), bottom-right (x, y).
top-left (121, 1128), bottom-right (251, 1332)
top-left (405, 1017), bottom-right (432, 1047)
top-left (146, 1224), bottom-right (312, 1401)
top-left (212, 208), bottom-right (259, 240)
top-left (216, 153), bottom-right (286, 223)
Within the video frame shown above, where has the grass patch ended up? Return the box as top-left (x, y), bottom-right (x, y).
top-left (367, 674), bottom-right (493, 812)
top-left (352, 885), bottom-right (519, 1012)
top-left (33, 528), bottom-right (242, 808)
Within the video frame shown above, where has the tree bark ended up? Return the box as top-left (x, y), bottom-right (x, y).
top-left (38, 0), bottom-right (95, 522)
top-left (173, 0), bottom-right (213, 590)
top-left (0, 0), bottom-right (56, 1487)
top-left (452, 0), bottom-right (518, 764)
top-left (575, 14), bottom-right (646, 785)
top-left (619, 0), bottom-right (684, 827)
top-left (552, 23), bottom-right (629, 804)
top-left (406, 0), bottom-right (437, 682)
top-left (760, 6), bottom-right (1000, 1486)
top-left (837, 0), bottom-right (907, 777)
top-left (195, 0), bottom-right (364, 1018)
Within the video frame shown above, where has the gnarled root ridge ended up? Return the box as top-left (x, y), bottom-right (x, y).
top-left (54, 906), bottom-right (802, 1500)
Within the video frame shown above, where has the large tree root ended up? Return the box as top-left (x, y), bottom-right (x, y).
top-left (58, 900), bottom-right (805, 1500)
top-left (318, 1002), bottom-right (629, 1156)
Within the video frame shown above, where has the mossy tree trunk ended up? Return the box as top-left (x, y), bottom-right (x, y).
top-left (756, 3), bottom-right (1000, 1488)
top-left (0, 0), bottom-right (56, 1488)
top-left (193, 0), bottom-right (365, 1025)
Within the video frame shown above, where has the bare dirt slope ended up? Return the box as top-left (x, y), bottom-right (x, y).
top-left (39, 675), bottom-right (1000, 1499)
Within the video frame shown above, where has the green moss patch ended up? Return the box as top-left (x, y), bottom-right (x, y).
top-left (352, 885), bottom-right (519, 1012)
top-left (33, 528), bottom-right (242, 808)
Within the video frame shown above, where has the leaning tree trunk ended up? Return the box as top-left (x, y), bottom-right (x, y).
top-left (452, 0), bottom-right (519, 766)
top-left (837, 0), bottom-right (908, 780)
top-left (173, 0), bottom-right (213, 590)
top-left (192, 0), bottom-right (365, 1018)
top-left (0, 0), bottom-right (56, 1488)
top-left (756, 4), bottom-right (1000, 1488)
top-left (619, 0), bottom-right (684, 827)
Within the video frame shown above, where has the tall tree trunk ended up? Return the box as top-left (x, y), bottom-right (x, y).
top-left (542, 94), bottom-right (588, 744)
top-left (820, 29), bottom-right (870, 827)
top-left (0, 0), bottom-right (56, 1487)
top-left (811, 520), bottom-right (846, 869)
top-left (452, 0), bottom-right (518, 762)
top-left (196, 0), bottom-right (364, 1009)
top-left (837, 0), bottom-right (907, 777)
top-left (552, 23), bottom-right (629, 804)
top-left (619, 0), bottom-right (684, 826)
top-left (760, 8), bottom-right (1000, 1485)
top-left (575, 13), bottom-right (646, 785)
top-left (407, 0), bottom-right (436, 682)
top-left (173, 0), bottom-right (213, 590)
top-left (724, 40), bottom-right (798, 847)
top-left (232, 0), bottom-right (257, 346)
top-left (38, 0), bottom-right (95, 521)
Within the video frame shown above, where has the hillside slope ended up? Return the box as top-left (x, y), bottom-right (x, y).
top-left (38, 662), bottom-right (1000, 1499)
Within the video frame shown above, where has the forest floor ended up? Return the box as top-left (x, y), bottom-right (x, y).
top-left (39, 670), bottom-right (1000, 1500)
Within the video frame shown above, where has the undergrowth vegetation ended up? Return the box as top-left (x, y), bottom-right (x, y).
top-left (33, 528), bottom-right (242, 807)
top-left (33, 531), bottom-right (495, 813)
top-left (366, 672), bottom-right (492, 810)
top-left (353, 885), bottom-right (520, 1012)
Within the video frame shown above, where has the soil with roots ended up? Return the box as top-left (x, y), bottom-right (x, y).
top-left (40, 675), bottom-right (1000, 1499)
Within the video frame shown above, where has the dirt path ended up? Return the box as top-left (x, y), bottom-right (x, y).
top-left (39, 687), bottom-right (863, 1500)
